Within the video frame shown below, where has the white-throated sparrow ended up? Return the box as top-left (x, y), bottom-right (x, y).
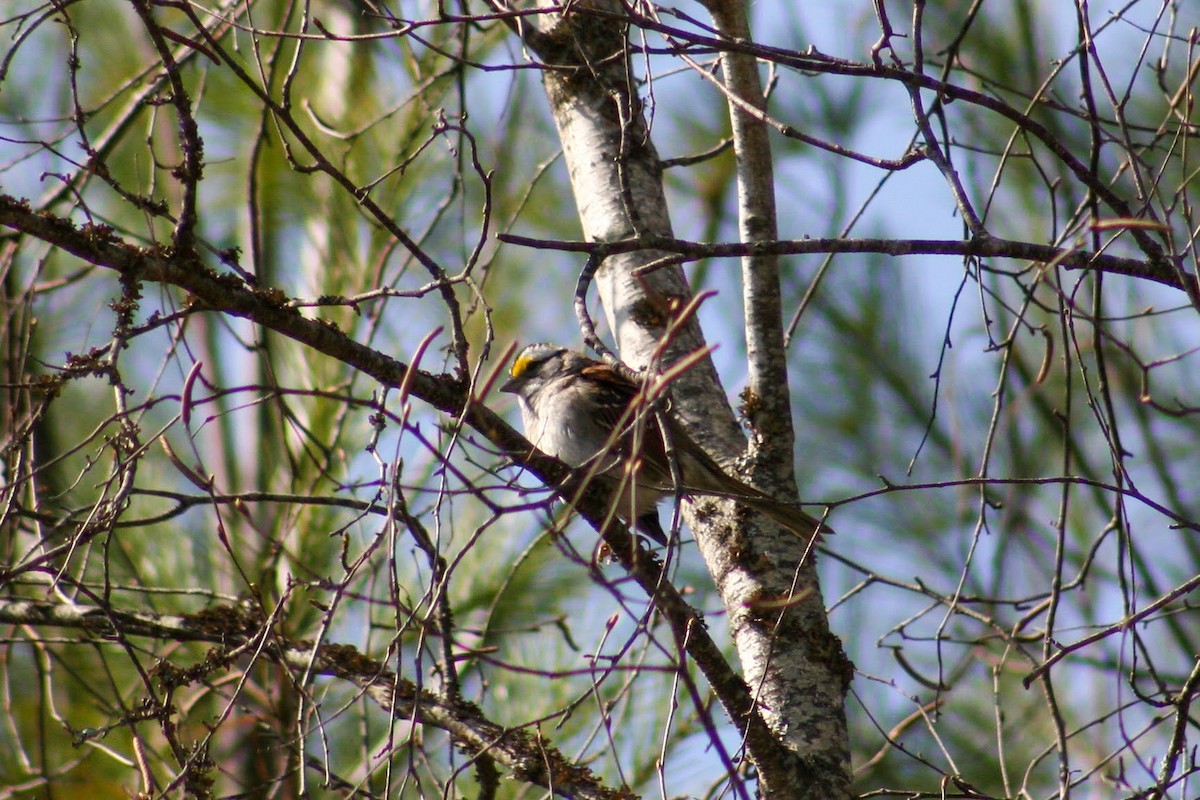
top-left (500, 343), bottom-right (829, 546)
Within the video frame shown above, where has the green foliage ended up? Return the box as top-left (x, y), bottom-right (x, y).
top-left (2, 0), bottom-right (1198, 797)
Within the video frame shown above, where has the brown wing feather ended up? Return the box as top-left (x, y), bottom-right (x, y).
top-left (576, 363), bottom-right (675, 479)
top-left (578, 360), bottom-right (832, 540)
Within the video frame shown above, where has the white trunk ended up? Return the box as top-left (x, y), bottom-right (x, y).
top-left (527, 3), bottom-right (851, 796)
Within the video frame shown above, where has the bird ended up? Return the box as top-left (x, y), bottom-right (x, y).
top-left (499, 343), bottom-right (829, 546)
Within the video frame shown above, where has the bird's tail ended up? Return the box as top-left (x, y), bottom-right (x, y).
top-left (740, 496), bottom-right (832, 547)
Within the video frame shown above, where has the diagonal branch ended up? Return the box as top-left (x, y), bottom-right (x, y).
top-left (0, 192), bottom-right (780, 791)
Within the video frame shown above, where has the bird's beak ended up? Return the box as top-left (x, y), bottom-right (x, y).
top-left (499, 376), bottom-right (519, 394)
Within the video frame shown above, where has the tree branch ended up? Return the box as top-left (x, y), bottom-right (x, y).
top-left (0, 192), bottom-right (780, 795)
top-left (499, 231), bottom-right (1195, 293)
top-left (0, 598), bottom-right (621, 800)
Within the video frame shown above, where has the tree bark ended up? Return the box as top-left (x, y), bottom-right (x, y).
top-left (517, 2), bottom-right (854, 796)
top-left (700, 0), bottom-right (853, 794)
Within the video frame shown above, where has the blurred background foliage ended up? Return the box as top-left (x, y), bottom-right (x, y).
top-left (2, 0), bottom-right (1198, 797)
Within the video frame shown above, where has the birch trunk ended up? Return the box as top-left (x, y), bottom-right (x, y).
top-left (517, 2), bottom-right (854, 796)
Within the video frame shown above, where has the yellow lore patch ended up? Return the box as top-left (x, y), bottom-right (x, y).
top-left (510, 355), bottom-right (534, 378)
